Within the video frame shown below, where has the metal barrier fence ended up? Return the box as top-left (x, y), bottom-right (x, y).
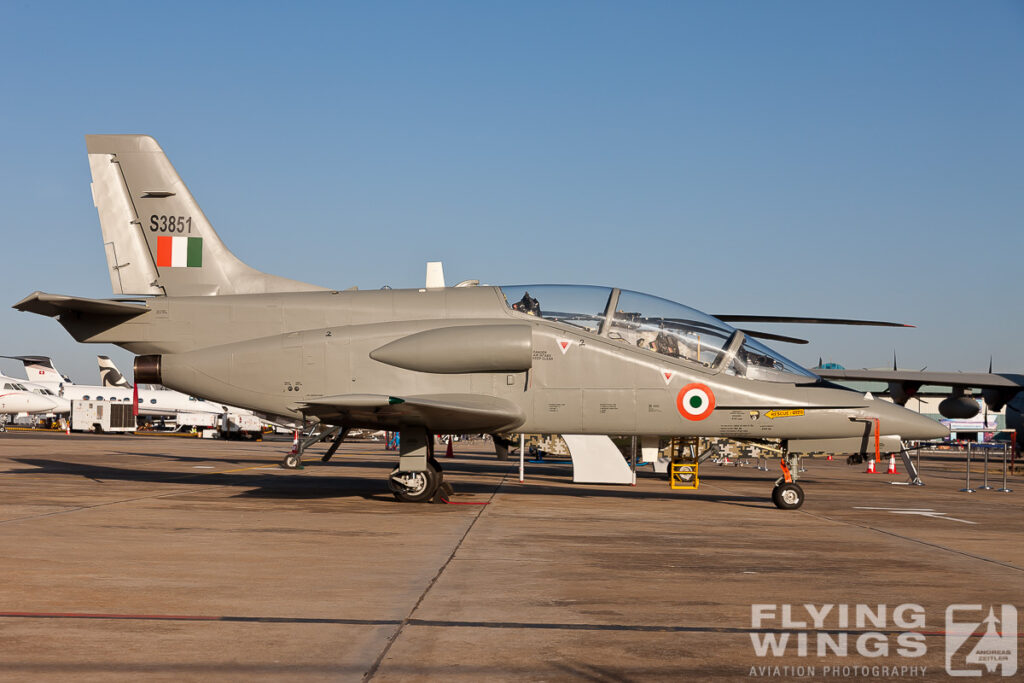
top-left (959, 443), bottom-right (1013, 494)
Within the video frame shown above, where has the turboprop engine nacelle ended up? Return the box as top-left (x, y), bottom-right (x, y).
top-left (888, 381), bottom-right (921, 406)
top-left (981, 387), bottom-right (1020, 413)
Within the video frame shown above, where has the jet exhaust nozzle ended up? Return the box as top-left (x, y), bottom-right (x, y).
top-left (134, 355), bottom-right (162, 384)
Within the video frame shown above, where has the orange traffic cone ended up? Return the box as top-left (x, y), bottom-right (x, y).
top-left (65, 421), bottom-right (70, 436)
top-left (827, 454), bottom-right (833, 461)
top-left (886, 454), bottom-right (898, 475)
top-left (445, 438), bottom-right (454, 458)
top-left (865, 458), bottom-right (876, 474)
top-left (290, 430), bottom-right (299, 454)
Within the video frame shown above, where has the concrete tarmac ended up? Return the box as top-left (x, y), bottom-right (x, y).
top-left (0, 432), bottom-right (1020, 681)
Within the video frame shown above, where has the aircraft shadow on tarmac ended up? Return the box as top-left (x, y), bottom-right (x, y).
top-left (8, 457), bottom-right (779, 507)
top-left (108, 451), bottom-right (281, 466)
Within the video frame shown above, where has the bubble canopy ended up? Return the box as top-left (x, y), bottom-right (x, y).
top-left (499, 285), bottom-right (818, 384)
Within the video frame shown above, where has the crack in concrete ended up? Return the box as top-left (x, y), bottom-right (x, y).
top-left (362, 468), bottom-right (509, 681)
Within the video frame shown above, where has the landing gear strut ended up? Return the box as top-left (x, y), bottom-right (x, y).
top-left (387, 428), bottom-right (449, 502)
top-left (280, 424), bottom-right (347, 469)
top-left (771, 441), bottom-right (805, 510)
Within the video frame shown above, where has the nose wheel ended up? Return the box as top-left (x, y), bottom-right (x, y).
top-left (771, 482), bottom-right (804, 510)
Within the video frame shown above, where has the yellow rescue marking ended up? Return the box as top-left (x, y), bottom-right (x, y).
top-left (765, 409), bottom-right (805, 419)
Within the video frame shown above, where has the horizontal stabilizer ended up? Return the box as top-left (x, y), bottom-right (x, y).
top-left (296, 393), bottom-right (524, 432)
top-left (12, 292), bottom-right (148, 319)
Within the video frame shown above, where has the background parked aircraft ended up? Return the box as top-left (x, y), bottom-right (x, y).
top-left (0, 381), bottom-right (64, 420)
top-left (4, 355), bottom-right (230, 418)
top-left (816, 363), bottom-right (1024, 446)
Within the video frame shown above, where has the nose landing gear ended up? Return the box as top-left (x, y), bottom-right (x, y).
top-left (771, 441), bottom-right (805, 510)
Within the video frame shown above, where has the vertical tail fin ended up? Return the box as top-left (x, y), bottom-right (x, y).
top-left (86, 135), bottom-right (328, 296)
top-left (4, 356), bottom-right (73, 386)
top-left (98, 355), bottom-right (132, 388)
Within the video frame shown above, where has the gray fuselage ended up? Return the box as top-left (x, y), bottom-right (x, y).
top-left (58, 285), bottom-right (945, 441)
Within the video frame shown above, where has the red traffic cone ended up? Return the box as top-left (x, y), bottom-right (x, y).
top-left (65, 420), bottom-right (70, 436)
top-left (886, 454), bottom-right (898, 474)
top-left (827, 454), bottom-right (833, 461)
top-left (445, 438), bottom-right (454, 458)
top-left (865, 458), bottom-right (876, 474)
top-left (290, 430), bottom-right (299, 454)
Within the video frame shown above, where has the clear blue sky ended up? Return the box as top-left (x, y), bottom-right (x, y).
top-left (1, 1), bottom-right (1021, 383)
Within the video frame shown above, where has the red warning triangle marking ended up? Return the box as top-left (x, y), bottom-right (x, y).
top-left (557, 339), bottom-right (571, 354)
top-left (662, 370), bottom-right (674, 385)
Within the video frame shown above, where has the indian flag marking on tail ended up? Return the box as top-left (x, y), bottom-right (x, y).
top-left (676, 383), bottom-right (715, 421)
top-left (156, 236), bottom-right (203, 268)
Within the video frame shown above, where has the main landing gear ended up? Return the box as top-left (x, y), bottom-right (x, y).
top-left (771, 441), bottom-right (805, 510)
top-left (389, 460), bottom-right (445, 503)
top-left (279, 424), bottom-right (451, 503)
top-left (386, 428), bottom-right (451, 503)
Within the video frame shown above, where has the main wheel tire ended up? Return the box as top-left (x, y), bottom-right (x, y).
top-left (281, 453), bottom-right (301, 469)
top-left (388, 466), bottom-right (441, 503)
top-left (771, 482), bottom-right (804, 510)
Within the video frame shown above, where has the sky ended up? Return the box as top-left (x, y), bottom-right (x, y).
top-left (0, 1), bottom-right (1021, 384)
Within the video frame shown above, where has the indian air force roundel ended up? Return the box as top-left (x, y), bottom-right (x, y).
top-left (676, 383), bottom-right (715, 421)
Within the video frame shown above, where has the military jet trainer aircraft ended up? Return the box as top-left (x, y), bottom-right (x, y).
top-left (13, 135), bottom-right (947, 509)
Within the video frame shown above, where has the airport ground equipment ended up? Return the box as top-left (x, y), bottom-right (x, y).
top-left (70, 400), bottom-right (134, 433)
top-left (14, 134), bottom-right (948, 509)
top-left (668, 437), bottom-right (700, 489)
top-left (176, 411), bottom-right (263, 440)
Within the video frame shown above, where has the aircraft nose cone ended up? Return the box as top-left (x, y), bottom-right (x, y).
top-left (875, 400), bottom-right (948, 441)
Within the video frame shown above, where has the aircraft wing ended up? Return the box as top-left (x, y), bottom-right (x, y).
top-left (295, 393), bottom-right (525, 433)
top-left (815, 369), bottom-right (1024, 389)
top-left (12, 292), bottom-right (147, 318)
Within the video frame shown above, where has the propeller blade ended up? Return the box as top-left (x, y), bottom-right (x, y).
top-left (715, 315), bottom-right (913, 328)
top-left (737, 328), bottom-right (809, 345)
